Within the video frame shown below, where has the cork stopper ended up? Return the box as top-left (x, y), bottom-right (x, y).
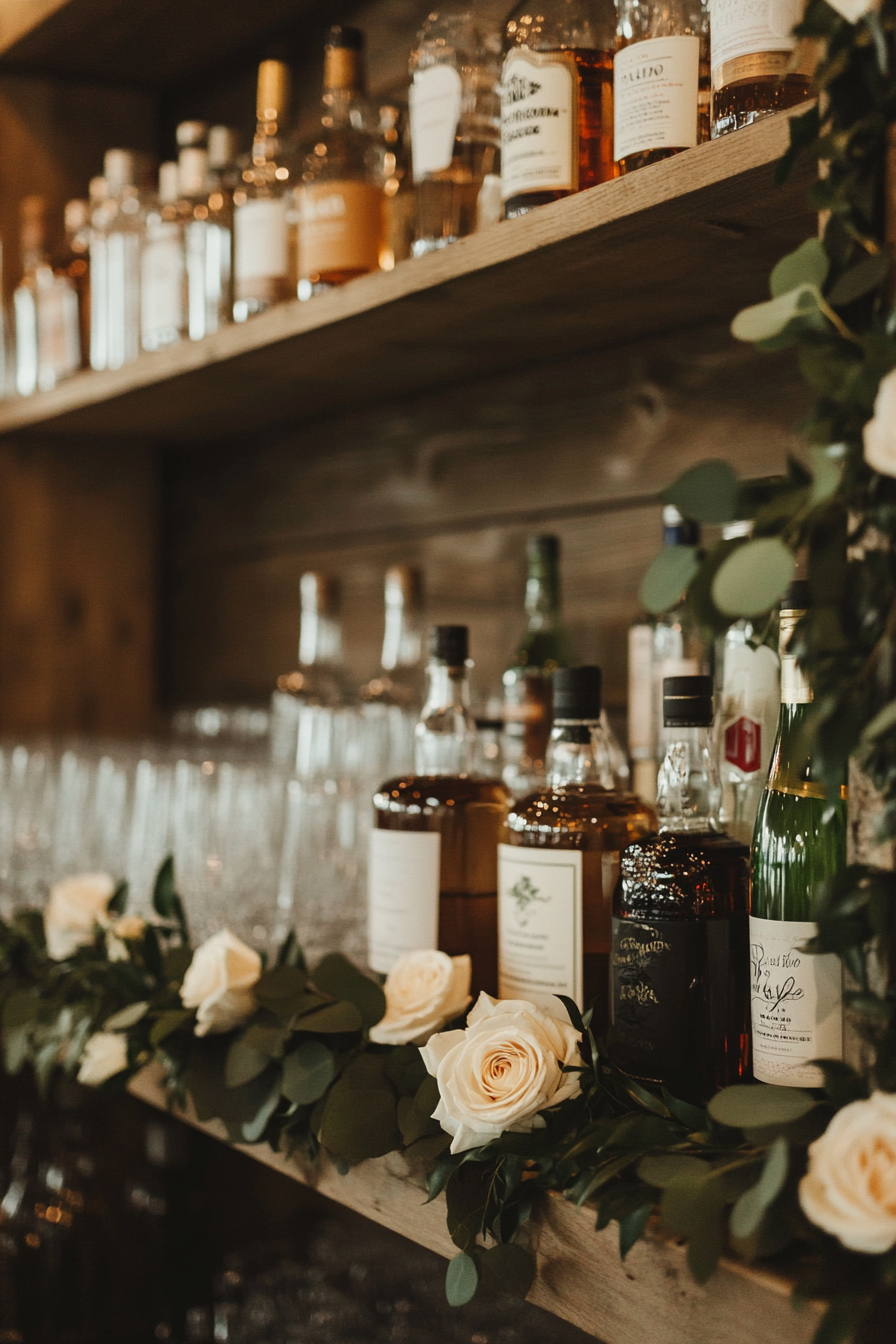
top-left (256, 60), bottom-right (290, 120)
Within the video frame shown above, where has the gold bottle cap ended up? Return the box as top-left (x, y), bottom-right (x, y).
top-left (323, 26), bottom-right (364, 91)
top-left (257, 60), bottom-right (290, 120)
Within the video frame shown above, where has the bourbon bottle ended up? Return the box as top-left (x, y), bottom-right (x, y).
top-left (710, 0), bottom-right (814, 139)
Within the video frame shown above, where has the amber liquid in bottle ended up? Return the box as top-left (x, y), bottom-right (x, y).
top-left (711, 72), bottom-right (811, 136)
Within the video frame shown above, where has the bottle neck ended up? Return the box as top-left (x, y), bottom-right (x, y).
top-left (779, 609), bottom-right (812, 706)
top-left (414, 661), bottom-right (474, 775)
top-left (525, 564), bottom-right (561, 630)
top-left (252, 120), bottom-right (283, 166)
top-left (656, 725), bottom-right (720, 832)
top-left (299, 610), bottom-right (343, 667)
top-left (546, 720), bottom-right (614, 788)
top-left (381, 603), bottom-right (424, 672)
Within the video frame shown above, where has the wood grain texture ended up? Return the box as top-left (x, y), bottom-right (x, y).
top-left (127, 1067), bottom-right (821, 1344)
top-left (0, 112), bottom-right (814, 443)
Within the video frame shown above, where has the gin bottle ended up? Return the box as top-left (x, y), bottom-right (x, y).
top-left (141, 161), bottom-right (186, 352)
top-left (104, 149), bottom-right (143, 369)
top-left (611, 674), bottom-right (751, 1101)
top-left (233, 60), bottom-right (294, 321)
top-left (203, 125), bottom-right (239, 333)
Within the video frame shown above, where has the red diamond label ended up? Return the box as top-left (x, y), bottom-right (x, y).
top-left (725, 716), bottom-right (761, 773)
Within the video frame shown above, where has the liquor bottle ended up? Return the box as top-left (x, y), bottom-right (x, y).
top-left (651, 505), bottom-right (708, 772)
top-left (502, 535), bottom-right (576, 798)
top-left (409, 11), bottom-right (502, 256)
top-left (376, 104), bottom-right (415, 269)
top-left (750, 583), bottom-right (847, 1087)
top-left (204, 125), bottom-right (238, 333)
top-left (710, 0), bottom-right (813, 139)
top-left (174, 121), bottom-right (217, 342)
top-left (628, 609), bottom-right (656, 802)
top-left (60, 199), bottom-right (91, 369)
top-left (233, 60), bottom-right (294, 321)
top-left (715, 521), bottom-right (780, 845)
top-left (13, 196), bottom-right (46, 396)
top-left (360, 564), bottom-right (426, 709)
top-left (104, 148), bottom-right (143, 369)
top-left (614, 0), bottom-right (709, 174)
top-left (370, 624), bottom-right (511, 997)
top-left (270, 573), bottom-right (350, 766)
top-left (141, 161), bottom-right (186, 352)
top-left (298, 27), bottom-right (386, 297)
top-left (611, 675), bottom-right (751, 1102)
top-left (0, 240), bottom-right (10, 399)
top-left (13, 196), bottom-right (81, 394)
top-left (501, 666), bottom-right (655, 1022)
top-left (88, 175), bottom-right (110, 371)
top-left (501, 0), bottom-right (617, 221)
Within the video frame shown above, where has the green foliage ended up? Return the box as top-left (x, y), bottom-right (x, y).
top-left (711, 538), bottom-right (796, 617)
top-left (662, 461), bottom-right (740, 524)
top-left (639, 545), bottom-right (700, 615)
top-left (445, 1253), bottom-right (479, 1307)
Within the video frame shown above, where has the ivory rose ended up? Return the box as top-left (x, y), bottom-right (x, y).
top-left (370, 949), bottom-right (471, 1046)
top-left (44, 873), bottom-right (116, 960)
top-left (420, 993), bottom-right (582, 1154)
top-left (77, 1031), bottom-right (129, 1086)
top-left (863, 366), bottom-right (896, 478)
top-left (799, 1091), bottom-right (896, 1254)
top-left (180, 928), bottom-right (262, 1036)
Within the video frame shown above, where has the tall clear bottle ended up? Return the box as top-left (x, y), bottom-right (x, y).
top-left (233, 60), bottom-right (294, 321)
top-left (651, 504), bottom-right (708, 775)
top-left (270, 573), bottom-right (350, 765)
top-left (710, 0), bottom-right (813, 138)
top-left (361, 564), bottom-right (426, 709)
top-left (501, 0), bottom-right (617, 220)
top-left (298, 27), bottom-right (386, 296)
top-left (13, 196), bottom-right (47, 396)
top-left (750, 583), bottom-right (847, 1086)
top-left (141, 161), bottom-right (186, 352)
top-left (501, 666), bottom-right (655, 1024)
top-left (370, 625), bottom-right (511, 998)
top-left (408, 11), bottom-right (502, 255)
top-left (60, 199), bottom-right (91, 369)
top-left (88, 175), bottom-right (110, 371)
top-left (204, 126), bottom-right (238, 333)
top-left (104, 149), bottom-right (143, 369)
top-left (614, 0), bottom-right (709, 174)
top-left (611, 674), bottom-right (751, 1102)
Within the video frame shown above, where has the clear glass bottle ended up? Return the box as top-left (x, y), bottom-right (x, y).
top-left (104, 148), bottom-right (143, 369)
top-left (205, 125), bottom-right (238, 333)
top-left (0, 240), bottom-right (10, 400)
top-left (502, 534), bottom-right (577, 798)
top-left (750, 582), bottom-right (847, 1087)
top-left (710, 0), bottom-right (813, 139)
top-left (501, 0), bottom-right (617, 220)
top-left (13, 196), bottom-right (45, 396)
top-left (88, 175), bottom-right (110, 371)
top-left (60, 199), bottom-right (91, 370)
top-left (360, 564), bottom-right (426, 709)
top-left (502, 666), bottom-right (655, 1024)
top-left (173, 121), bottom-right (217, 343)
top-left (298, 27), bottom-right (386, 297)
top-left (233, 60), bottom-right (294, 322)
top-left (651, 504), bottom-right (708, 772)
top-left (376, 104), bottom-right (415, 270)
top-left (141, 161), bottom-right (186, 352)
top-left (270, 572), bottom-right (350, 765)
top-left (409, 11), bottom-right (502, 256)
top-left (611, 674), bottom-right (751, 1102)
top-left (614, 0), bottom-right (709, 174)
top-left (371, 625), bottom-right (511, 998)
top-left (628, 607), bottom-right (656, 802)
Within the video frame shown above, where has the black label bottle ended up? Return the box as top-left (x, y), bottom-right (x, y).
top-left (611, 674), bottom-right (750, 1102)
top-left (750, 582), bottom-right (847, 1086)
top-left (370, 624), bottom-right (511, 997)
top-left (501, 666), bottom-right (655, 1027)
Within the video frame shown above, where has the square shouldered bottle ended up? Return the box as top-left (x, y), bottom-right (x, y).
top-left (614, 0), bottom-right (709, 174)
top-left (501, 0), bottom-right (617, 221)
top-left (710, 0), bottom-right (814, 139)
top-left (500, 666), bottom-right (655, 1027)
top-left (370, 624), bottom-right (511, 998)
top-left (611, 674), bottom-right (751, 1102)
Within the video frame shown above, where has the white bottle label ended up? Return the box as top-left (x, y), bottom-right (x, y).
top-left (613, 36), bottom-right (700, 163)
top-left (410, 65), bottom-right (463, 179)
top-left (141, 227), bottom-right (185, 339)
top-left (368, 829), bottom-right (440, 974)
top-left (234, 197), bottom-right (288, 283)
top-left (501, 51), bottom-right (576, 201)
top-left (498, 844), bottom-right (583, 1010)
top-left (710, 0), bottom-right (802, 71)
top-left (750, 915), bottom-right (843, 1087)
top-left (720, 642), bottom-right (780, 780)
top-left (628, 624), bottom-right (655, 758)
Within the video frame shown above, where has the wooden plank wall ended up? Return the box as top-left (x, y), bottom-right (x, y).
top-left (162, 324), bottom-right (809, 721)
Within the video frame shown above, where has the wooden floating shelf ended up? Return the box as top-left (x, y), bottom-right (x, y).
top-left (0, 111), bottom-right (814, 446)
top-left (129, 1067), bottom-right (821, 1344)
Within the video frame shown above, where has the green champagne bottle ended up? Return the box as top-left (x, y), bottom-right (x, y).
top-left (750, 581), bottom-right (847, 1087)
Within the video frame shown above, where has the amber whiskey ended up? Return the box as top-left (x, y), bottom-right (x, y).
top-left (710, 0), bottom-right (814, 138)
top-left (370, 625), bottom-right (511, 998)
top-left (611, 675), bottom-right (750, 1103)
top-left (501, 667), bottom-right (655, 1029)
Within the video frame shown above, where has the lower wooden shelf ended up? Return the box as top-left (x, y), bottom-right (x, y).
top-left (128, 1067), bottom-right (822, 1344)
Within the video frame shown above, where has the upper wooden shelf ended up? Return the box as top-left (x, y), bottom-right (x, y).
top-left (0, 111), bottom-right (814, 446)
top-left (129, 1066), bottom-right (821, 1344)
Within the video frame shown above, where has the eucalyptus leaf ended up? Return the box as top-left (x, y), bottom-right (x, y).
top-left (445, 1253), bottom-right (479, 1307)
top-left (637, 1154), bottom-right (710, 1188)
top-left (711, 537), bottom-right (795, 617)
top-left (225, 1040), bottom-right (271, 1089)
top-left (662, 460), bottom-right (739, 525)
top-left (862, 698), bottom-right (896, 742)
top-left (152, 856), bottom-right (178, 919)
top-left (827, 250), bottom-right (891, 306)
top-left (103, 1000), bottom-right (149, 1032)
top-left (729, 1137), bottom-right (788, 1240)
top-left (241, 1070), bottom-right (283, 1144)
top-left (295, 1000), bottom-right (363, 1034)
top-left (281, 1040), bottom-right (335, 1106)
top-left (311, 953), bottom-right (386, 1030)
top-left (770, 238), bottom-right (829, 296)
top-left (809, 445), bottom-right (842, 505)
top-left (619, 1204), bottom-right (653, 1259)
top-left (2, 991), bottom-right (40, 1029)
top-left (318, 1082), bottom-right (402, 1163)
top-left (255, 966), bottom-right (307, 1001)
top-left (150, 1009), bottom-right (193, 1046)
top-left (107, 880), bottom-right (129, 917)
top-left (708, 1083), bottom-right (817, 1129)
top-left (478, 1244), bottom-right (534, 1299)
top-left (240, 1021), bottom-right (288, 1058)
top-left (639, 545), bottom-right (699, 616)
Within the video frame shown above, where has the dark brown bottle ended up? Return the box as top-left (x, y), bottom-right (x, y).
top-left (611, 675), bottom-right (750, 1103)
top-left (370, 625), bottom-right (510, 998)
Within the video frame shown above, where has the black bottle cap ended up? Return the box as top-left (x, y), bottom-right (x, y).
top-left (553, 666), bottom-right (602, 720)
top-left (325, 25), bottom-right (364, 49)
top-left (780, 580), bottom-right (810, 612)
top-left (663, 674), bottom-right (713, 728)
top-left (430, 624), bottom-right (468, 665)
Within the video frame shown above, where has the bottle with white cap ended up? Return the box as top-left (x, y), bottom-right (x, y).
top-left (104, 148), bottom-right (143, 369)
top-left (141, 160), bottom-right (185, 352)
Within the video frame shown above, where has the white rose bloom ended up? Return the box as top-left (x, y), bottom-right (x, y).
top-left (180, 928), bottom-right (262, 1037)
top-left (863, 366), bottom-right (896, 478)
top-left (799, 1091), bottom-right (896, 1254)
top-left (420, 992), bottom-right (582, 1154)
top-left (370, 950), bottom-right (471, 1046)
top-left (44, 873), bottom-right (116, 961)
top-left (77, 1032), bottom-right (129, 1086)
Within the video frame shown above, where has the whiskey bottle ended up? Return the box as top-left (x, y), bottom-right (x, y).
top-left (501, 0), bottom-right (617, 220)
top-left (370, 625), bottom-right (511, 997)
top-left (141, 162), bottom-right (186, 352)
top-left (409, 11), bottom-right (502, 255)
top-left (233, 60), bottom-right (294, 321)
top-left (103, 149), bottom-right (143, 370)
top-left (501, 666), bottom-right (655, 1023)
top-left (710, 0), bottom-right (813, 139)
top-left (750, 583), bottom-right (847, 1086)
top-left (614, 0), bottom-right (709, 174)
top-left (611, 675), bottom-right (750, 1102)
top-left (270, 573), bottom-right (350, 766)
top-left (298, 27), bottom-right (386, 296)
top-left (360, 565), bottom-right (426, 710)
top-left (502, 535), bottom-right (576, 798)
